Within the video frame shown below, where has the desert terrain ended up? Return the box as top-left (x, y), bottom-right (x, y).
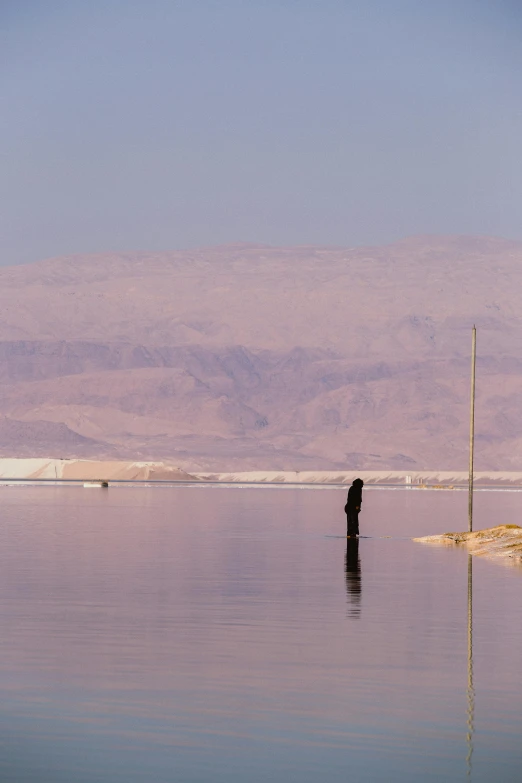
top-left (1, 235), bottom-right (522, 471)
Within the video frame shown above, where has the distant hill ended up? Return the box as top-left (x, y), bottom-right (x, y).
top-left (1, 235), bottom-right (522, 470)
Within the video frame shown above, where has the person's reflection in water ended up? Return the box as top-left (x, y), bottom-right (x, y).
top-left (345, 538), bottom-right (361, 618)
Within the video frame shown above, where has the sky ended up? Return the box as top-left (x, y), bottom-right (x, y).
top-left (1, 0), bottom-right (522, 265)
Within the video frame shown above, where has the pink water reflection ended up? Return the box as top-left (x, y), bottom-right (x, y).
top-left (0, 486), bottom-right (520, 781)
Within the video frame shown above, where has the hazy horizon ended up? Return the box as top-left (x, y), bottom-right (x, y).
top-left (2, 0), bottom-right (522, 266)
top-left (6, 231), bottom-right (522, 270)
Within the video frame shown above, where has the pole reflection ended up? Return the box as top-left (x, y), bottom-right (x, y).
top-left (345, 539), bottom-right (361, 618)
top-left (466, 554), bottom-right (475, 779)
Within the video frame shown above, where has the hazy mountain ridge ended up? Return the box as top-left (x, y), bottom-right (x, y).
top-left (1, 236), bottom-right (522, 469)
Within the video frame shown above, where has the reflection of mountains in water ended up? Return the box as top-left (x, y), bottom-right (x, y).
top-left (345, 539), bottom-right (361, 618)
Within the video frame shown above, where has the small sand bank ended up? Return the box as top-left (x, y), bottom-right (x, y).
top-left (194, 470), bottom-right (522, 486)
top-left (0, 458), bottom-right (199, 482)
top-left (414, 525), bottom-right (522, 565)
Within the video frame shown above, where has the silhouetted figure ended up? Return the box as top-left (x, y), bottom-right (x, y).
top-left (345, 538), bottom-right (361, 618)
top-left (345, 478), bottom-right (364, 537)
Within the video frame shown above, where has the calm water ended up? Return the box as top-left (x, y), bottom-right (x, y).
top-left (0, 486), bottom-right (520, 782)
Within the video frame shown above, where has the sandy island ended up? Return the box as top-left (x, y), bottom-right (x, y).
top-left (414, 525), bottom-right (522, 565)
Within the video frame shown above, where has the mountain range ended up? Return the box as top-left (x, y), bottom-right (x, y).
top-left (1, 235), bottom-right (521, 470)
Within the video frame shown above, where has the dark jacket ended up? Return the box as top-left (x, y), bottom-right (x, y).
top-left (345, 479), bottom-right (363, 514)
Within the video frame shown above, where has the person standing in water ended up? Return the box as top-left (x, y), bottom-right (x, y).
top-left (345, 478), bottom-right (364, 537)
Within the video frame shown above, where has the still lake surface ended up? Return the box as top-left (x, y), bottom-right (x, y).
top-left (0, 486), bottom-right (520, 782)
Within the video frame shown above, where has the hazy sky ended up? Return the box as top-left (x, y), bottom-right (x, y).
top-left (1, 0), bottom-right (522, 265)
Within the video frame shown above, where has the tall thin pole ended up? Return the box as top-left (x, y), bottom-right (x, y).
top-left (468, 326), bottom-right (476, 533)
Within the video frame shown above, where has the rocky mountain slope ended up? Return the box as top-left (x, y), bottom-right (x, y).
top-left (1, 235), bottom-right (522, 470)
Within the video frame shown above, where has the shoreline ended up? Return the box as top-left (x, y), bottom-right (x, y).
top-left (2, 459), bottom-right (522, 487)
top-left (414, 526), bottom-right (522, 565)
